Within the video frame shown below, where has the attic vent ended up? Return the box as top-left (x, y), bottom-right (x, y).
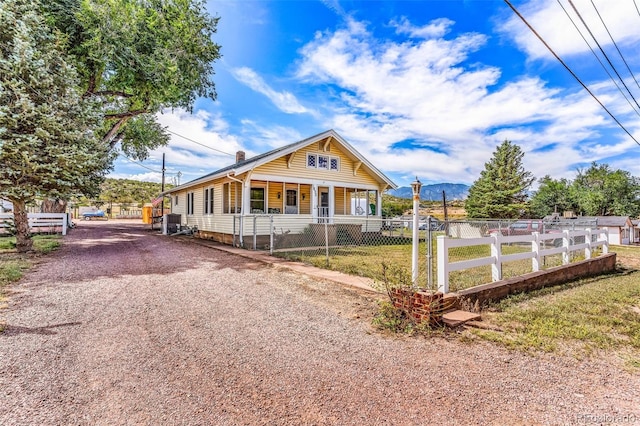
top-left (319, 141), bottom-right (331, 152)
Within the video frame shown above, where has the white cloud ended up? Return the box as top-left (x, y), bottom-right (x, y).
top-left (501, 0), bottom-right (640, 61)
top-left (391, 17), bottom-right (454, 39)
top-left (231, 67), bottom-right (310, 114)
top-left (294, 15), bottom-right (640, 186)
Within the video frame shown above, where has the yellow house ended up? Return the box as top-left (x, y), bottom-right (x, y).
top-left (164, 129), bottom-right (397, 245)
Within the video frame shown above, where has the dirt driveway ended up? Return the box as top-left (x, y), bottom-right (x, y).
top-left (1, 221), bottom-right (638, 425)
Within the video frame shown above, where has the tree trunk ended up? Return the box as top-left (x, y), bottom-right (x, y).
top-left (11, 198), bottom-right (33, 253)
top-left (41, 199), bottom-right (67, 213)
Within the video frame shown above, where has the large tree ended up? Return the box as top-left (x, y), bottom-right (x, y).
top-left (571, 162), bottom-right (640, 217)
top-left (528, 175), bottom-right (574, 218)
top-left (465, 140), bottom-right (535, 219)
top-left (0, 0), bottom-right (113, 252)
top-left (43, 0), bottom-right (221, 159)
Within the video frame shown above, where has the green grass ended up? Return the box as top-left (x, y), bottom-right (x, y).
top-left (468, 263), bottom-right (640, 367)
top-left (0, 235), bottom-right (60, 253)
top-left (273, 238), bottom-right (573, 292)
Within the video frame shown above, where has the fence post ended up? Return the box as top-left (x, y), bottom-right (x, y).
top-left (269, 215), bottom-right (274, 255)
top-left (491, 232), bottom-right (501, 281)
top-left (427, 217), bottom-right (433, 290)
top-left (585, 229), bottom-right (592, 259)
top-left (232, 216), bottom-right (236, 247)
top-left (562, 230), bottom-right (570, 265)
top-left (436, 235), bottom-right (448, 293)
top-left (324, 221), bottom-right (329, 266)
top-left (62, 213), bottom-right (68, 236)
top-left (602, 229), bottom-right (609, 254)
top-left (532, 232), bottom-right (540, 272)
top-left (253, 216), bottom-right (257, 250)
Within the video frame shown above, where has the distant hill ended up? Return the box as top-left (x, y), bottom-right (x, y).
top-left (388, 183), bottom-right (470, 201)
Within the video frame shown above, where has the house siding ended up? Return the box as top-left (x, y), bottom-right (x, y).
top-left (252, 143), bottom-right (380, 188)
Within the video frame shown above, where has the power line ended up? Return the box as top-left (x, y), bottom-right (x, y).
top-left (568, 0), bottom-right (640, 112)
top-left (503, 0), bottom-right (640, 146)
top-left (118, 154), bottom-right (179, 175)
top-left (556, 0), bottom-right (640, 118)
top-left (166, 129), bottom-right (234, 156)
top-left (590, 0), bottom-right (640, 92)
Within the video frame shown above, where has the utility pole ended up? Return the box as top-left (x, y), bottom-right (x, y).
top-left (161, 153), bottom-right (166, 193)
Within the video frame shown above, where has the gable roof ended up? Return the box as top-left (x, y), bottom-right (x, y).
top-left (164, 129), bottom-right (397, 194)
top-left (595, 216), bottom-right (632, 227)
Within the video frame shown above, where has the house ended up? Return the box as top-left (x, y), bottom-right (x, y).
top-left (592, 216), bottom-right (633, 245)
top-left (633, 219), bottom-right (640, 244)
top-left (163, 129), bottom-right (397, 246)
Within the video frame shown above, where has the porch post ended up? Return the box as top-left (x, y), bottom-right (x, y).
top-left (311, 184), bottom-right (318, 221)
top-left (329, 185), bottom-right (335, 223)
top-left (376, 190), bottom-right (382, 217)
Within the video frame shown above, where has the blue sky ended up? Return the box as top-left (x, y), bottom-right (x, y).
top-left (109, 0), bottom-right (640, 189)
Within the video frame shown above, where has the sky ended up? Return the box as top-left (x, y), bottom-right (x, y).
top-left (109, 0), bottom-right (640, 190)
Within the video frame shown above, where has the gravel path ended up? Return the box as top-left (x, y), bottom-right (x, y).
top-left (1, 220), bottom-right (639, 425)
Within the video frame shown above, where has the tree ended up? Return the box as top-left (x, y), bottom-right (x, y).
top-left (465, 140), bottom-right (534, 219)
top-left (0, 0), bottom-right (112, 252)
top-left (571, 162), bottom-right (640, 217)
top-left (528, 175), bottom-right (574, 218)
top-left (42, 0), bottom-right (221, 160)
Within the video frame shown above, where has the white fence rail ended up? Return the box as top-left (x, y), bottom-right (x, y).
top-left (0, 213), bottom-right (69, 236)
top-left (437, 229), bottom-right (609, 293)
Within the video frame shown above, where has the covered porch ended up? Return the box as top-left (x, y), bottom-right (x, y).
top-left (222, 178), bottom-right (384, 222)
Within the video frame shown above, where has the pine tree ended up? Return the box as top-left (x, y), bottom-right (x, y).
top-left (465, 140), bottom-right (534, 219)
top-left (0, 0), bottom-right (112, 252)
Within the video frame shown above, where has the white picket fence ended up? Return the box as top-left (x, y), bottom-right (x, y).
top-left (0, 213), bottom-right (70, 236)
top-left (436, 229), bottom-right (609, 293)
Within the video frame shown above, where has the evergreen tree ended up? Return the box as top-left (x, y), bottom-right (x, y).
top-left (465, 140), bottom-right (534, 219)
top-left (0, 0), bottom-right (112, 252)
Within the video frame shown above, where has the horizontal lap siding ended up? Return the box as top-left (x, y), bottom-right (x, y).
top-left (253, 144), bottom-right (380, 187)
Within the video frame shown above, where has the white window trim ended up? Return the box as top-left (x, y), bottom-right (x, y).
top-left (307, 153), bottom-right (340, 172)
top-left (203, 187), bottom-right (214, 215)
top-left (187, 191), bottom-right (194, 216)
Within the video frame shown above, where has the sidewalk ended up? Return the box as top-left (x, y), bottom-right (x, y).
top-left (181, 236), bottom-right (380, 294)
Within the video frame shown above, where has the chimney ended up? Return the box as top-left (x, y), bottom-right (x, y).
top-left (236, 150), bottom-right (245, 163)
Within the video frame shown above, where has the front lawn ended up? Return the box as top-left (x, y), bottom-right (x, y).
top-left (466, 246), bottom-right (640, 368)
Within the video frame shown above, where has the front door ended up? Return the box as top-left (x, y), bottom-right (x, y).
top-left (319, 190), bottom-right (329, 222)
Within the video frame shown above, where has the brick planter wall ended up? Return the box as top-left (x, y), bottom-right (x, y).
top-left (457, 252), bottom-right (617, 305)
top-left (389, 288), bottom-right (444, 324)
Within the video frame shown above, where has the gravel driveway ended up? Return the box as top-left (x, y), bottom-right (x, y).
top-left (1, 220), bottom-right (639, 425)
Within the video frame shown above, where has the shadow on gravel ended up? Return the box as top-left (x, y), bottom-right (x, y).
top-left (35, 221), bottom-right (269, 283)
top-left (1, 321), bottom-right (82, 336)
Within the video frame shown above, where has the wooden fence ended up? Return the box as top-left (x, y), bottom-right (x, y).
top-left (436, 229), bottom-right (609, 293)
top-left (0, 213), bottom-right (70, 236)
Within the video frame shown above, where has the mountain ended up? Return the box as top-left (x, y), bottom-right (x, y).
top-left (388, 183), bottom-right (470, 201)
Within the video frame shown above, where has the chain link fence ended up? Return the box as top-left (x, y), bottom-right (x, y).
top-left (231, 215), bottom-right (601, 292)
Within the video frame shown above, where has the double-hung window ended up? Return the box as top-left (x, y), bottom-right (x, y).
top-left (204, 187), bottom-right (214, 215)
top-left (187, 192), bottom-right (194, 215)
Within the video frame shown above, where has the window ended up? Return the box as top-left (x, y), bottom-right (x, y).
top-left (174, 195), bottom-right (178, 206)
top-left (223, 182), bottom-right (241, 214)
top-left (285, 189), bottom-right (297, 214)
top-left (330, 157), bottom-right (339, 171)
top-left (307, 154), bottom-right (317, 168)
top-left (187, 192), bottom-right (194, 215)
top-left (204, 187), bottom-right (214, 215)
top-left (307, 153), bottom-right (339, 171)
top-left (318, 155), bottom-right (329, 169)
top-left (250, 188), bottom-right (264, 213)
